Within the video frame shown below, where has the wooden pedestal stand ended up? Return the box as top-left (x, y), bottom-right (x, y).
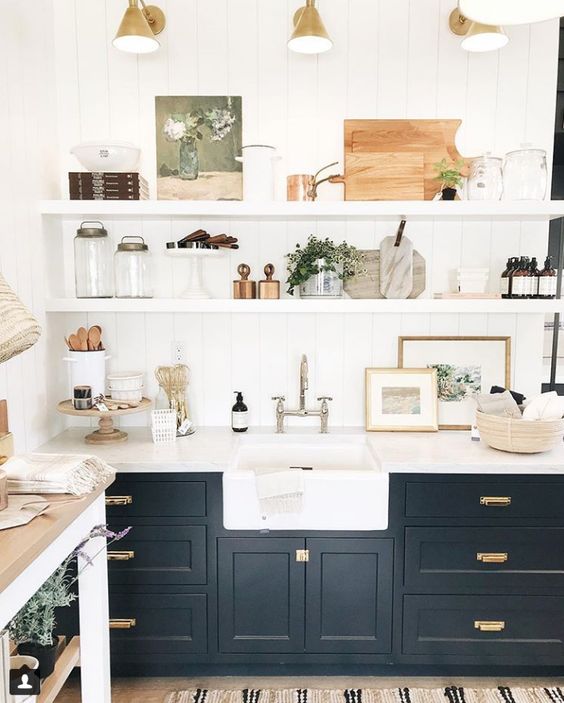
top-left (57, 398), bottom-right (152, 444)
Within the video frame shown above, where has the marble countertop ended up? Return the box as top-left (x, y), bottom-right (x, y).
top-left (34, 426), bottom-right (564, 474)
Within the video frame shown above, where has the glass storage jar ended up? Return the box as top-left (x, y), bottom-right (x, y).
top-left (502, 146), bottom-right (547, 200)
top-left (466, 154), bottom-right (503, 200)
top-left (74, 221), bottom-right (114, 298)
top-left (114, 236), bottom-right (153, 298)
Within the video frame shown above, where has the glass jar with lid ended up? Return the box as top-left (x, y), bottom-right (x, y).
top-left (466, 154), bottom-right (503, 200)
top-left (502, 146), bottom-right (547, 200)
top-left (114, 236), bottom-right (153, 298)
top-left (74, 220), bottom-right (114, 298)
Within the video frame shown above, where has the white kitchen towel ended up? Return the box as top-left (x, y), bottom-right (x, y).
top-left (254, 468), bottom-right (304, 516)
top-left (5, 453), bottom-right (115, 495)
top-left (522, 391), bottom-right (564, 421)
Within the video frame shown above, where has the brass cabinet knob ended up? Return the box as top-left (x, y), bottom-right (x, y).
top-left (474, 620), bottom-right (505, 632)
top-left (107, 550), bottom-right (135, 561)
top-left (476, 552), bottom-right (508, 563)
top-left (109, 618), bottom-right (136, 630)
top-left (105, 495), bottom-right (133, 506)
top-left (480, 496), bottom-right (511, 507)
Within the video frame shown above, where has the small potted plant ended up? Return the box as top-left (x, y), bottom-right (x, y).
top-left (433, 158), bottom-right (465, 200)
top-left (10, 525), bottom-right (130, 678)
top-left (286, 235), bottom-right (365, 297)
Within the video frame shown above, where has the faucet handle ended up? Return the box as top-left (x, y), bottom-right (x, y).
top-left (272, 395), bottom-right (286, 402)
top-left (317, 396), bottom-right (333, 401)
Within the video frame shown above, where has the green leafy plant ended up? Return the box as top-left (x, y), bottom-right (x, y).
top-left (9, 525), bottom-right (130, 647)
top-left (286, 235), bottom-right (366, 296)
top-left (433, 158), bottom-right (465, 190)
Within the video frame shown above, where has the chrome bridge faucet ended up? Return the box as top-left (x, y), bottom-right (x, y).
top-left (272, 354), bottom-right (332, 433)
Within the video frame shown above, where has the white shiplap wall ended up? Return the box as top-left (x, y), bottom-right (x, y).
top-left (0, 1), bottom-right (63, 451)
top-left (49, 0), bottom-right (559, 430)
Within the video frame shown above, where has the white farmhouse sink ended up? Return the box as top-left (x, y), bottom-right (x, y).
top-left (223, 434), bottom-right (389, 531)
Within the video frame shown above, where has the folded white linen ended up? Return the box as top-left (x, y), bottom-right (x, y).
top-left (5, 453), bottom-right (115, 495)
top-left (522, 392), bottom-right (564, 421)
top-left (254, 467), bottom-right (304, 516)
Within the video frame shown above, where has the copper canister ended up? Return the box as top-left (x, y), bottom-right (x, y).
top-left (287, 174), bottom-right (315, 201)
top-left (233, 264), bottom-right (256, 299)
top-left (258, 264), bottom-right (280, 299)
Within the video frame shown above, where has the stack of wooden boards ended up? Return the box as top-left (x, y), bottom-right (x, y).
top-left (69, 172), bottom-right (149, 200)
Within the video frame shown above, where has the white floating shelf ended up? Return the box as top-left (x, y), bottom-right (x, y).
top-left (44, 298), bottom-right (564, 314)
top-left (39, 199), bottom-right (564, 221)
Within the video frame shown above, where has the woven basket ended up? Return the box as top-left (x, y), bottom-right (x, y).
top-left (0, 273), bottom-right (41, 364)
top-left (476, 411), bottom-right (564, 453)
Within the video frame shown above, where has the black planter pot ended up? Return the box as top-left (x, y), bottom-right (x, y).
top-left (17, 637), bottom-right (59, 678)
top-left (441, 187), bottom-right (457, 200)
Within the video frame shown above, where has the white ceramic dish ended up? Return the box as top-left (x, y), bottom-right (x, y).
top-left (109, 388), bottom-right (143, 402)
top-left (70, 141), bottom-right (140, 172)
top-left (107, 371), bottom-right (144, 390)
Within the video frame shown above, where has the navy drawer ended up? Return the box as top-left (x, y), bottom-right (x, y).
top-left (405, 480), bottom-right (564, 519)
top-left (110, 593), bottom-right (207, 655)
top-left (403, 594), bottom-right (564, 662)
top-left (106, 478), bottom-right (207, 518)
top-left (405, 527), bottom-right (564, 591)
top-left (108, 526), bottom-right (207, 585)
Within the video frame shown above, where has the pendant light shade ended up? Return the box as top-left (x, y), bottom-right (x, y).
top-left (449, 8), bottom-right (508, 52)
top-left (113, 0), bottom-right (166, 54)
top-left (288, 0), bottom-right (333, 55)
top-left (459, 0), bottom-right (564, 25)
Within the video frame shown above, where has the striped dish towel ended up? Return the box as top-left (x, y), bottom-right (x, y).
top-left (5, 453), bottom-right (115, 495)
top-left (254, 467), bottom-right (304, 516)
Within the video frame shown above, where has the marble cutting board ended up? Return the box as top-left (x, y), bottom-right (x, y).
top-left (343, 250), bottom-right (426, 299)
top-left (379, 233), bottom-right (414, 299)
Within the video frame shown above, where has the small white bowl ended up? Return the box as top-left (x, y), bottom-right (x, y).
top-left (109, 388), bottom-right (143, 402)
top-left (107, 371), bottom-right (144, 390)
top-left (70, 141), bottom-right (141, 172)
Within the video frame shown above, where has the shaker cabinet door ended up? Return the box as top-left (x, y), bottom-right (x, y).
top-left (305, 538), bottom-right (393, 654)
top-left (218, 538), bottom-right (306, 653)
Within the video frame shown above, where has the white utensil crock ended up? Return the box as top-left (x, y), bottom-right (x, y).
top-left (63, 350), bottom-right (111, 398)
top-left (235, 145), bottom-right (280, 201)
top-left (9, 655), bottom-right (39, 703)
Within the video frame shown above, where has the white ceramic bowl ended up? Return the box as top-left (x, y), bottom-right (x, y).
top-left (109, 388), bottom-right (143, 402)
top-left (107, 371), bottom-right (144, 390)
top-left (70, 141), bottom-right (141, 172)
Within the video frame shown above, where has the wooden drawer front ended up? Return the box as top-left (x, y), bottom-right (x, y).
top-left (106, 479), bottom-right (206, 518)
top-left (405, 480), bottom-right (564, 519)
top-left (108, 526), bottom-right (207, 585)
top-left (405, 527), bottom-right (564, 591)
top-left (110, 594), bottom-right (207, 655)
top-left (403, 595), bottom-right (564, 661)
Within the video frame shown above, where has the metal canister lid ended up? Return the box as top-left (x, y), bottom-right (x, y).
top-left (76, 220), bottom-right (108, 237)
top-left (117, 236), bottom-right (148, 252)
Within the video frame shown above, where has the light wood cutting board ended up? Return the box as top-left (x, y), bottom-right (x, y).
top-left (330, 119), bottom-right (467, 201)
top-left (344, 250), bottom-right (426, 299)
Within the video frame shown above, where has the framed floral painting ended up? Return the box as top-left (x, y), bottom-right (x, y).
top-left (155, 96), bottom-right (242, 200)
top-left (365, 368), bottom-right (438, 432)
top-left (398, 336), bottom-right (511, 430)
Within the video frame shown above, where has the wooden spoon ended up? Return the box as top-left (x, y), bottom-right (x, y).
top-left (88, 326), bottom-right (101, 351)
top-left (77, 327), bottom-right (88, 351)
top-left (64, 336), bottom-right (71, 350)
top-left (68, 334), bottom-right (81, 351)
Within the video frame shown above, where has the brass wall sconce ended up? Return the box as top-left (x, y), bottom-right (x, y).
top-left (113, 0), bottom-right (166, 54)
top-left (288, 0), bottom-right (333, 55)
top-left (449, 7), bottom-right (508, 52)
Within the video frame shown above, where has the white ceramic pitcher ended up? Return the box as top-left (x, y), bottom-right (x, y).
top-left (235, 145), bottom-right (280, 201)
top-left (63, 349), bottom-right (111, 398)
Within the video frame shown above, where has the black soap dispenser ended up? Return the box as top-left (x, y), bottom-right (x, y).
top-left (232, 391), bottom-right (249, 433)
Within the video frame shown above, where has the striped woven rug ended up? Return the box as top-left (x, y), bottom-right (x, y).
top-left (165, 689), bottom-right (564, 703)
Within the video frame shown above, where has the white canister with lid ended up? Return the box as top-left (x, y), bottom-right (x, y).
top-left (235, 145), bottom-right (281, 201)
top-left (114, 236), bottom-right (153, 298)
top-left (502, 145), bottom-right (547, 200)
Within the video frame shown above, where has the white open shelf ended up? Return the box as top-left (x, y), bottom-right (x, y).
top-left (44, 298), bottom-right (564, 314)
top-left (39, 199), bottom-right (564, 221)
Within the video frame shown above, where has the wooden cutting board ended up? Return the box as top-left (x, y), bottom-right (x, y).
top-left (344, 250), bottom-right (426, 299)
top-left (330, 119), bottom-right (467, 201)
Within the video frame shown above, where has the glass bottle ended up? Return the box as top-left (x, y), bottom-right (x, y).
top-left (74, 221), bottom-right (114, 298)
top-left (500, 257), bottom-right (513, 299)
top-left (528, 257), bottom-right (540, 298)
top-left (511, 257), bottom-right (529, 299)
top-left (538, 256), bottom-right (557, 299)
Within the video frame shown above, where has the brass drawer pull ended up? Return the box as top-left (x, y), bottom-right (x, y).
top-left (476, 552), bottom-right (508, 563)
top-left (296, 549), bottom-right (309, 562)
top-left (109, 618), bottom-right (136, 630)
top-left (480, 496), bottom-right (511, 507)
top-left (105, 495), bottom-right (133, 506)
top-left (107, 550), bottom-right (135, 561)
top-left (474, 620), bottom-right (505, 632)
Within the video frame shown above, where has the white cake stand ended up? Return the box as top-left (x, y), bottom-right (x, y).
top-left (166, 247), bottom-right (225, 299)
